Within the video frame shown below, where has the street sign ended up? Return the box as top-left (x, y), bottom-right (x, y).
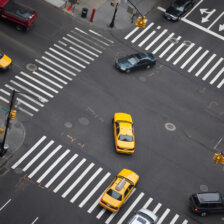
top-left (1, 107), bottom-right (9, 113)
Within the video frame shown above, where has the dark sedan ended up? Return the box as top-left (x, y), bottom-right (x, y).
top-left (115, 53), bottom-right (156, 73)
top-left (164, 0), bottom-right (194, 22)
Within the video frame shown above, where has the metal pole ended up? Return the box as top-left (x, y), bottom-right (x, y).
top-left (109, 3), bottom-right (118, 28)
top-left (0, 89), bottom-right (16, 156)
top-left (127, 0), bottom-right (143, 18)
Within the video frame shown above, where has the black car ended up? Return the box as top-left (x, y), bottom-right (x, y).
top-left (115, 53), bottom-right (156, 73)
top-left (164, 0), bottom-right (194, 21)
top-left (190, 192), bottom-right (224, 216)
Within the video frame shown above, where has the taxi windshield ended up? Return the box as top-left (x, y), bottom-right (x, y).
top-left (119, 135), bottom-right (133, 142)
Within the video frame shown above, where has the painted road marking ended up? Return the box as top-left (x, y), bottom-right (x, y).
top-left (195, 54), bottom-right (216, 77)
top-left (42, 56), bottom-right (76, 77)
top-left (49, 48), bottom-right (85, 69)
top-left (15, 76), bottom-right (54, 98)
top-left (0, 199), bottom-right (11, 211)
top-left (12, 136), bottom-right (47, 169)
top-left (170, 214), bottom-right (179, 224)
top-left (63, 37), bottom-right (99, 57)
top-left (188, 50), bottom-right (209, 72)
top-left (28, 145), bottom-right (62, 179)
top-left (37, 67), bottom-right (68, 85)
top-left (54, 44), bottom-right (90, 64)
top-left (124, 27), bottom-right (139, 40)
top-left (79, 172), bottom-right (111, 208)
top-left (31, 217), bottom-right (39, 224)
top-left (182, 220), bottom-right (188, 224)
top-left (153, 203), bottom-right (162, 214)
top-left (23, 140), bottom-right (54, 172)
top-left (138, 30), bottom-right (157, 47)
top-left (35, 60), bottom-right (72, 81)
top-left (153, 33), bottom-right (175, 54)
top-left (131, 22), bottom-right (154, 43)
top-left (96, 207), bottom-right (106, 219)
top-left (88, 29), bottom-right (114, 43)
top-left (173, 43), bottom-right (195, 65)
top-left (62, 163), bottom-right (95, 198)
top-left (117, 192), bottom-right (145, 224)
top-left (88, 194), bottom-right (103, 214)
top-left (210, 67), bottom-right (224, 85)
top-left (37, 149), bottom-right (70, 183)
top-left (16, 98), bottom-right (39, 112)
top-left (45, 154), bottom-right (78, 188)
top-left (157, 208), bottom-right (170, 224)
top-left (10, 80), bottom-right (48, 103)
top-left (203, 58), bottom-right (223, 81)
top-left (166, 42), bottom-right (186, 62)
top-left (70, 167), bottom-right (103, 203)
top-left (208, 12), bottom-right (224, 29)
top-left (145, 29), bottom-right (168, 50)
top-left (159, 36), bottom-right (182, 58)
top-left (69, 46), bottom-right (95, 61)
top-left (217, 78), bottom-right (224, 88)
top-left (180, 46), bottom-right (202, 69)
top-left (20, 72), bottom-right (58, 93)
top-left (143, 197), bottom-right (153, 208)
top-left (53, 158), bottom-right (86, 193)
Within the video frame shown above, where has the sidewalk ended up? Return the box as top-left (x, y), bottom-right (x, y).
top-left (45, 0), bottom-right (158, 30)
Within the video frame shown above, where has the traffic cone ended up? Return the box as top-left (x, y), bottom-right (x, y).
top-left (67, 4), bottom-right (71, 11)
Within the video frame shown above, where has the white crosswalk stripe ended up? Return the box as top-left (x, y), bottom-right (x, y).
top-left (0, 27), bottom-right (111, 117)
top-left (11, 136), bottom-right (190, 224)
top-left (123, 22), bottom-right (224, 89)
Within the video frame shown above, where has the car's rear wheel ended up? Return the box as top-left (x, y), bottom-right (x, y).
top-left (16, 25), bottom-right (24, 31)
top-left (146, 65), bottom-right (151, 69)
top-left (200, 212), bottom-right (207, 217)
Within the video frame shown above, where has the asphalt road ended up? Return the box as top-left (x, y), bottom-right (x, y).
top-left (0, 0), bottom-right (224, 224)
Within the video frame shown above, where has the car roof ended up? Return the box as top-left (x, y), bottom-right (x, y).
top-left (111, 177), bottom-right (130, 194)
top-left (197, 192), bottom-right (222, 203)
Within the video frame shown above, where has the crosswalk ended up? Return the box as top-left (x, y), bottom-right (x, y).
top-left (0, 27), bottom-right (114, 117)
top-left (124, 22), bottom-right (224, 90)
top-left (11, 136), bottom-right (189, 224)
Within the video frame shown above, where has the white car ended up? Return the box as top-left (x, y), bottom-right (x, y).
top-left (128, 208), bottom-right (158, 224)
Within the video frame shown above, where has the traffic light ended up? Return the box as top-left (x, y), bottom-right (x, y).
top-left (0, 128), bottom-right (4, 135)
top-left (213, 153), bottom-right (224, 164)
top-left (10, 110), bottom-right (17, 120)
top-left (136, 16), bottom-right (146, 28)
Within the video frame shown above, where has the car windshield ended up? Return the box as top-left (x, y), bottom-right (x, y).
top-left (107, 189), bottom-right (122, 201)
top-left (119, 135), bottom-right (133, 142)
top-left (0, 52), bottom-right (3, 59)
top-left (172, 3), bottom-right (184, 11)
top-left (137, 211), bottom-right (154, 223)
top-left (5, 1), bottom-right (32, 21)
top-left (127, 57), bottom-right (138, 65)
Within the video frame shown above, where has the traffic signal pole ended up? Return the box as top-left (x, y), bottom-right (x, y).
top-left (0, 89), bottom-right (16, 157)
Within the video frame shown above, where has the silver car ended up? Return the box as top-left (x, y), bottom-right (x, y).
top-left (128, 208), bottom-right (158, 224)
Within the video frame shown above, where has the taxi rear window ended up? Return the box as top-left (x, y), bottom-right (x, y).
top-left (107, 189), bottom-right (122, 201)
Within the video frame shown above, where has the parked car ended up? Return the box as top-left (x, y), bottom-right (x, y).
top-left (115, 52), bottom-right (156, 73)
top-left (164, 0), bottom-right (194, 22)
top-left (189, 192), bottom-right (224, 216)
top-left (99, 169), bottom-right (139, 213)
top-left (0, 51), bottom-right (12, 70)
top-left (128, 208), bottom-right (158, 224)
top-left (0, 0), bottom-right (37, 31)
top-left (113, 113), bottom-right (135, 154)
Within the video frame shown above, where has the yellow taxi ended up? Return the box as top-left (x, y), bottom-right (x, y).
top-left (99, 169), bottom-right (139, 213)
top-left (0, 51), bottom-right (12, 71)
top-left (113, 112), bottom-right (135, 154)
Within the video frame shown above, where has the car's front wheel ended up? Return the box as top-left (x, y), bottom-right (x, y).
top-left (126, 69), bottom-right (131, 73)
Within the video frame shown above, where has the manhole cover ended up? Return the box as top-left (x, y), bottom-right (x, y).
top-left (200, 184), bottom-right (208, 192)
top-left (169, 37), bottom-right (179, 44)
top-left (139, 76), bottom-right (146, 82)
top-left (64, 122), bottom-right (73, 128)
top-left (79, 117), bottom-right (89, 126)
top-left (15, 167), bottom-right (23, 174)
top-left (26, 63), bottom-right (37, 72)
top-left (164, 122), bottom-right (176, 131)
top-left (183, 40), bottom-right (192, 46)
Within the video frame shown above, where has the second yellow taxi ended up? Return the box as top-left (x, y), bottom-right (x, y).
top-left (0, 51), bottom-right (12, 71)
top-left (99, 169), bottom-right (139, 213)
top-left (113, 112), bottom-right (135, 154)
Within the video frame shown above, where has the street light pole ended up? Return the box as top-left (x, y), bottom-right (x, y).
top-left (0, 89), bottom-right (16, 157)
top-left (109, 3), bottom-right (119, 28)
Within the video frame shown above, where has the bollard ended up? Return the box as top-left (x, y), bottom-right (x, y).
top-left (90, 8), bottom-right (96, 22)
